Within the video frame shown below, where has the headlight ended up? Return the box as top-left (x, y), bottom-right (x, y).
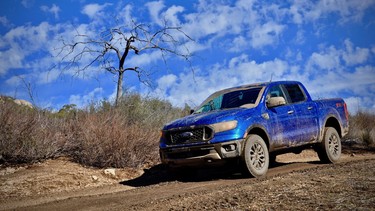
top-left (210, 120), bottom-right (238, 133)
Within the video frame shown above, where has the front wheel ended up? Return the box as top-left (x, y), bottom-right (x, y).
top-left (316, 127), bottom-right (341, 163)
top-left (242, 134), bottom-right (269, 178)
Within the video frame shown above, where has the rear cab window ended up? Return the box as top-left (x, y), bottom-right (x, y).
top-left (283, 84), bottom-right (306, 103)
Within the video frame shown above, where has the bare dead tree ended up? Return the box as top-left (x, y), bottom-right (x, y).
top-left (55, 20), bottom-right (193, 106)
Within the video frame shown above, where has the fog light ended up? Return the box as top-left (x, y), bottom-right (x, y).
top-left (223, 144), bottom-right (236, 152)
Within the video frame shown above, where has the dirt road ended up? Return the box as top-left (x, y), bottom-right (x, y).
top-left (1, 149), bottom-right (375, 210)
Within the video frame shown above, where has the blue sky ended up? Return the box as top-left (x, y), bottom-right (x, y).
top-left (0, 0), bottom-right (374, 114)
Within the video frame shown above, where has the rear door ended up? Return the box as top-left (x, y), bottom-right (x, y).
top-left (282, 84), bottom-right (319, 144)
top-left (266, 85), bottom-right (300, 148)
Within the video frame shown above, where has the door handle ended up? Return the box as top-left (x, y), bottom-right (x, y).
top-left (287, 110), bottom-right (294, 114)
top-left (307, 106), bottom-right (313, 110)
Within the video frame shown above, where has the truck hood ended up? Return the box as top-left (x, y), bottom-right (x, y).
top-left (163, 107), bottom-right (255, 130)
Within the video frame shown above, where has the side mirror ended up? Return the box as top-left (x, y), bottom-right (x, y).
top-left (267, 96), bottom-right (286, 108)
top-left (190, 109), bottom-right (195, 114)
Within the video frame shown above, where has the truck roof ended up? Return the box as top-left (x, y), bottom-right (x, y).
top-left (219, 80), bottom-right (301, 93)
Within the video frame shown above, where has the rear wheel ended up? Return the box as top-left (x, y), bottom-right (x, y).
top-left (242, 134), bottom-right (269, 177)
top-left (316, 127), bottom-right (341, 163)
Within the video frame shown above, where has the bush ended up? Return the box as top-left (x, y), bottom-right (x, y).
top-left (70, 93), bottom-right (187, 168)
top-left (69, 110), bottom-right (158, 168)
top-left (0, 99), bottom-right (67, 163)
top-left (0, 93), bottom-right (187, 168)
top-left (348, 111), bottom-right (375, 146)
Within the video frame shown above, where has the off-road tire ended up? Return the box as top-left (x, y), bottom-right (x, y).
top-left (316, 127), bottom-right (341, 163)
top-left (242, 134), bottom-right (269, 177)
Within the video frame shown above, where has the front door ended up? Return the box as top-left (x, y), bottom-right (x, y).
top-left (266, 85), bottom-right (300, 148)
top-left (283, 84), bottom-right (319, 144)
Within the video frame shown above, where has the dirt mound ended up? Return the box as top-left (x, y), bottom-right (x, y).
top-left (0, 157), bottom-right (142, 204)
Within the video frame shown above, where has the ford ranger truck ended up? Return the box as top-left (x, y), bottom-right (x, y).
top-left (159, 81), bottom-right (349, 177)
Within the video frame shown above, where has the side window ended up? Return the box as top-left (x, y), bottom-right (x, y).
top-left (267, 85), bottom-right (286, 100)
top-left (283, 84), bottom-right (306, 103)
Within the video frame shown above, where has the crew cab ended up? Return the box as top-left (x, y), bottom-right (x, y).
top-left (159, 81), bottom-right (349, 177)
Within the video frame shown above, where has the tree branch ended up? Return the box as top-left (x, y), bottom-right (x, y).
top-left (54, 19), bottom-right (195, 106)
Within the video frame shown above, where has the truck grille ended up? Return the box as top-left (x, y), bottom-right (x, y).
top-left (167, 127), bottom-right (213, 145)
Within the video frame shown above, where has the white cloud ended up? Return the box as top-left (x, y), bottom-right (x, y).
top-left (177, 40), bottom-right (207, 56)
top-left (40, 4), bottom-right (60, 19)
top-left (250, 22), bottom-right (285, 48)
top-left (163, 5), bottom-right (184, 26)
top-left (303, 41), bottom-right (375, 108)
top-left (21, 0), bottom-right (33, 8)
top-left (0, 16), bottom-right (11, 27)
top-left (344, 96), bottom-right (360, 114)
top-left (146, 1), bottom-right (165, 25)
top-left (0, 20), bottom-right (104, 82)
top-left (181, 0), bottom-right (258, 44)
top-left (289, 4), bottom-right (303, 24)
top-left (289, 0), bottom-right (375, 24)
top-left (308, 48), bottom-right (340, 71)
top-left (0, 48), bottom-right (23, 75)
top-left (81, 3), bottom-right (110, 19)
top-left (0, 22), bottom-right (59, 75)
top-left (5, 75), bottom-right (24, 87)
top-left (37, 69), bottom-right (60, 84)
top-left (118, 4), bottom-right (133, 24)
top-left (146, 1), bottom-right (184, 26)
top-left (342, 39), bottom-right (370, 66)
top-left (4, 22), bottom-right (51, 51)
top-left (69, 87), bottom-right (104, 108)
top-left (306, 39), bottom-right (372, 79)
top-left (345, 95), bottom-right (375, 114)
top-left (308, 65), bottom-right (375, 97)
top-left (228, 36), bottom-right (248, 52)
top-left (295, 29), bottom-right (305, 45)
top-left (126, 50), bottom-right (163, 68)
top-left (156, 74), bottom-right (177, 92)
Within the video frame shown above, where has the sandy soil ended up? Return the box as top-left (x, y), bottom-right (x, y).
top-left (1, 147), bottom-right (374, 210)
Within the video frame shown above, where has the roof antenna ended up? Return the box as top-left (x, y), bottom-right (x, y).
top-left (270, 73), bottom-right (273, 82)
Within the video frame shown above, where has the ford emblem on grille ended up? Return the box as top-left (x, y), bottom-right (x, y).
top-left (180, 131), bottom-right (194, 139)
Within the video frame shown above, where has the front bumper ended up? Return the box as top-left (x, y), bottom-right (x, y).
top-left (159, 139), bottom-right (244, 167)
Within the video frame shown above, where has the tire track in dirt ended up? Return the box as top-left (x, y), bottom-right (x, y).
top-left (4, 151), bottom-right (374, 211)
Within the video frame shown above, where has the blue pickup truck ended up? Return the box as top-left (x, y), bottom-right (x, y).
top-left (159, 81), bottom-right (349, 177)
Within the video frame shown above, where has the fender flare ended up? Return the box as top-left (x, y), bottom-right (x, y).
top-left (319, 114), bottom-right (343, 141)
top-left (243, 124), bottom-right (272, 152)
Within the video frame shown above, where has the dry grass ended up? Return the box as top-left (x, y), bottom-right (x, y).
top-left (0, 94), bottom-right (188, 168)
top-left (347, 111), bottom-right (375, 146)
top-left (69, 110), bottom-right (160, 168)
top-left (0, 98), bottom-right (66, 163)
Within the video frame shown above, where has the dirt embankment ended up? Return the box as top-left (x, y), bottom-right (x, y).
top-left (1, 149), bottom-right (375, 210)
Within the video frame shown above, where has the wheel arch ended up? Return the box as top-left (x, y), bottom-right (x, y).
top-left (324, 116), bottom-right (342, 137)
top-left (244, 125), bottom-right (271, 151)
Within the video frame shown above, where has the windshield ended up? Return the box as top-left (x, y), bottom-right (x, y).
top-left (194, 87), bottom-right (263, 114)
